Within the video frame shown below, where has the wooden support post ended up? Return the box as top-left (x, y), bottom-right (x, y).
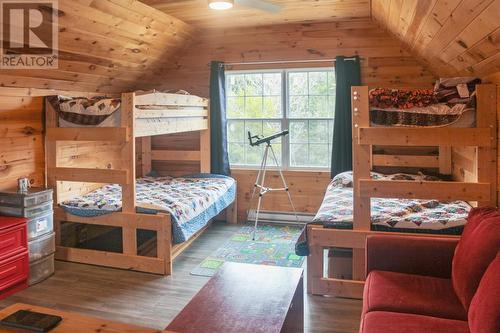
top-left (307, 244), bottom-right (323, 295)
top-left (141, 136), bottom-right (152, 177)
top-left (121, 92), bottom-right (137, 255)
top-left (200, 104), bottom-right (211, 173)
top-left (439, 146), bottom-right (452, 174)
top-left (351, 86), bottom-right (370, 282)
top-left (226, 183), bottom-right (238, 224)
top-left (476, 84), bottom-right (497, 207)
top-left (156, 214), bottom-right (172, 275)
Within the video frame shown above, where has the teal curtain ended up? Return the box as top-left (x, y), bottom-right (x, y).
top-left (331, 56), bottom-right (361, 178)
top-left (209, 61), bottom-right (231, 176)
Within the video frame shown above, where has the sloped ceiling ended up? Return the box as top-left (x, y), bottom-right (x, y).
top-left (142, 0), bottom-right (371, 29)
top-left (372, 0), bottom-right (500, 77)
top-left (0, 0), bottom-right (195, 94)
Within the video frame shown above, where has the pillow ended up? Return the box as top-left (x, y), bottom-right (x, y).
top-left (452, 207), bottom-right (500, 310)
top-left (468, 252), bottom-right (500, 333)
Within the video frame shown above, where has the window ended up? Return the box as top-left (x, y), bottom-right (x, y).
top-left (226, 68), bottom-right (335, 169)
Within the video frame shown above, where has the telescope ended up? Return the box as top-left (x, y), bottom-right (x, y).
top-left (248, 130), bottom-right (289, 147)
top-left (246, 128), bottom-right (298, 240)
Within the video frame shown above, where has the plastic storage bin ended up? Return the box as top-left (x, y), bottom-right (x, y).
top-left (0, 200), bottom-right (53, 219)
top-left (28, 254), bottom-right (55, 286)
top-left (27, 211), bottom-right (54, 240)
top-left (0, 188), bottom-right (52, 208)
top-left (28, 232), bottom-right (55, 262)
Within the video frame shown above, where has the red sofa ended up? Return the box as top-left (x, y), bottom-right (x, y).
top-left (359, 207), bottom-right (500, 333)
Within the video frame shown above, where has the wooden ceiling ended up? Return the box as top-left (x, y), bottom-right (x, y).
top-left (0, 0), bottom-right (194, 94)
top-left (142, 0), bottom-right (371, 29)
top-left (372, 0), bottom-right (500, 77)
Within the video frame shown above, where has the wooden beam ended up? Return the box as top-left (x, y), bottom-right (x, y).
top-left (46, 127), bottom-right (128, 142)
top-left (49, 167), bottom-right (129, 184)
top-left (358, 127), bottom-right (494, 147)
top-left (135, 109), bottom-right (208, 119)
top-left (56, 246), bottom-right (166, 275)
top-left (359, 179), bottom-right (491, 201)
top-left (151, 150), bottom-right (201, 161)
top-left (54, 208), bottom-right (167, 231)
top-left (372, 154), bottom-right (439, 168)
top-left (135, 93), bottom-right (208, 108)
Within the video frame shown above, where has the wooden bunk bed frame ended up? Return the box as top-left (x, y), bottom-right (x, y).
top-left (45, 91), bottom-right (237, 275)
top-left (307, 84), bottom-right (497, 298)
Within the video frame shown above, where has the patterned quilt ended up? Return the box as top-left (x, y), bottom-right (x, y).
top-left (60, 174), bottom-right (236, 243)
top-left (313, 171), bottom-right (470, 233)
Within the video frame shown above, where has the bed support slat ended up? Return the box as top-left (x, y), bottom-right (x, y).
top-left (49, 167), bottom-right (129, 184)
top-left (359, 179), bottom-right (491, 201)
top-left (46, 127), bottom-right (128, 142)
top-left (151, 150), bottom-right (201, 161)
top-left (358, 127), bottom-right (494, 147)
top-left (372, 154), bottom-right (439, 168)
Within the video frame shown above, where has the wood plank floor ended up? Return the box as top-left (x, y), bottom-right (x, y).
top-left (0, 222), bottom-right (362, 332)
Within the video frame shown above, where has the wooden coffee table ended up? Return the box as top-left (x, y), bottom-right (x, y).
top-left (0, 303), bottom-right (174, 333)
top-left (167, 262), bottom-right (304, 333)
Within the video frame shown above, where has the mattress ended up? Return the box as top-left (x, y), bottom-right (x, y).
top-left (313, 171), bottom-right (471, 235)
top-left (60, 174), bottom-right (236, 243)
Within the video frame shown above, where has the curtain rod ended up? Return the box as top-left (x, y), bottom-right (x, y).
top-left (221, 57), bottom-right (363, 67)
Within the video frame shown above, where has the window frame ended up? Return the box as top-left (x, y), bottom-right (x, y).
top-left (226, 67), bottom-right (335, 171)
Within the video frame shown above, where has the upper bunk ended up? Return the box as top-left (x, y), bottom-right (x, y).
top-left (352, 80), bottom-right (496, 148)
top-left (45, 90), bottom-right (209, 141)
top-left (351, 81), bottom-right (498, 217)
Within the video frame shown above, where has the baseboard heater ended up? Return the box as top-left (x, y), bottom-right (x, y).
top-left (246, 210), bottom-right (313, 225)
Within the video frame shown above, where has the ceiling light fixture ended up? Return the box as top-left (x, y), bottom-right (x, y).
top-left (208, 0), bottom-right (234, 10)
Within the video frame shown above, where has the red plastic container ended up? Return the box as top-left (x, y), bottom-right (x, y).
top-left (0, 216), bottom-right (28, 299)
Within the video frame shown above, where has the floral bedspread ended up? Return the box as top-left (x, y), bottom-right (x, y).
top-left (60, 174), bottom-right (236, 243)
top-left (313, 171), bottom-right (470, 232)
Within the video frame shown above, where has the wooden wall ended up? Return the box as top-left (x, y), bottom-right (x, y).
top-left (150, 19), bottom-right (436, 94)
top-left (0, 0), bottom-right (193, 191)
top-left (0, 0), bottom-right (194, 93)
top-left (372, 0), bottom-right (500, 77)
top-left (147, 19), bottom-right (437, 220)
top-left (0, 93), bottom-right (44, 190)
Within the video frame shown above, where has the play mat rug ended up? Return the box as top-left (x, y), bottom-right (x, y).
top-left (191, 224), bottom-right (304, 277)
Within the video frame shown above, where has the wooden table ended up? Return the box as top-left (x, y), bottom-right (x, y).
top-left (0, 303), bottom-right (174, 333)
top-left (167, 263), bottom-right (304, 333)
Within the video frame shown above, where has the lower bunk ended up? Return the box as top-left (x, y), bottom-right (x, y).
top-left (54, 174), bottom-right (237, 275)
top-left (300, 171), bottom-right (469, 298)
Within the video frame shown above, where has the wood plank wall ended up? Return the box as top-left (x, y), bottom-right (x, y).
top-left (0, 0), bottom-right (193, 192)
top-left (372, 0), bottom-right (500, 77)
top-left (0, 0), bottom-right (194, 94)
top-left (149, 19), bottom-right (438, 220)
top-left (0, 94), bottom-right (44, 190)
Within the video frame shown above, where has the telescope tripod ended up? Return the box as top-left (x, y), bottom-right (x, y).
top-left (249, 142), bottom-right (299, 241)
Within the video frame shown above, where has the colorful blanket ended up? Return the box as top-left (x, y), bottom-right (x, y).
top-left (314, 171), bottom-right (470, 231)
top-left (60, 174), bottom-right (236, 243)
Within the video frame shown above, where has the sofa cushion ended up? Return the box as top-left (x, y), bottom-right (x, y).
top-left (452, 207), bottom-right (500, 310)
top-left (468, 253), bottom-right (500, 333)
top-left (360, 311), bottom-right (470, 333)
top-left (363, 270), bottom-right (466, 320)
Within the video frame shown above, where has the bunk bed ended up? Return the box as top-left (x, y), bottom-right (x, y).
top-left (306, 83), bottom-right (497, 298)
top-left (45, 91), bottom-right (238, 275)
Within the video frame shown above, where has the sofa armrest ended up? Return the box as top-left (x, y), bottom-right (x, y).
top-left (366, 234), bottom-right (459, 278)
